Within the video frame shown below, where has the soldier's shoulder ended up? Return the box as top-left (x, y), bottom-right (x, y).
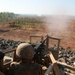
top-left (31, 63), bottom-right (44, 75)
top-left (31, 63), bottom-right (42, 70)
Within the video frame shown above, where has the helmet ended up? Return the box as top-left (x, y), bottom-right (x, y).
top-left (16, 43), bottom-right (35, 59)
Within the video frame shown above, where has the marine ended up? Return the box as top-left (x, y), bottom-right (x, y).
top-left (9, 43), bottom-right (44, 75)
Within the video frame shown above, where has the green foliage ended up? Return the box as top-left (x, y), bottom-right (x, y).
top-left (0, 12), bottom-right (45, 29)
top-left (0, 12), bottom-right (16, 24)
top-left (14, 18), bottom-right (44, 25)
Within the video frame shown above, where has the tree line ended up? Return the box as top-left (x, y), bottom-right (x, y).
top-left (0, 12), bottom-right (44, 25)
top-left (0, 12), bottom-right (16, 24)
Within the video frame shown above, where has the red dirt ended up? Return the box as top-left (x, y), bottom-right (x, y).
top-left (0, 21), bottom-right (75, 51)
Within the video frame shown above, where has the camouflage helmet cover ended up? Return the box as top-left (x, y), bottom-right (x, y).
top-left (16, 43), bottom-right (35, 59)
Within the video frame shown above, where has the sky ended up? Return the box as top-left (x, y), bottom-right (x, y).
top-left (0, 0), bottom-right (75, 16)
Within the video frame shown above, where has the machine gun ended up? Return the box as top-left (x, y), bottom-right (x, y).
top-left (33, 38), bottom-right (48, 64)
top-left (30, 35), bottom-right (60, 65)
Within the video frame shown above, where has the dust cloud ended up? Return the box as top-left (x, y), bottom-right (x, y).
top-left (45, 16), bottom-right (70, 38)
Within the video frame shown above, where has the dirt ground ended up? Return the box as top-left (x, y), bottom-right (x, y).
top-left (0, 22), bottom-right (75, 51)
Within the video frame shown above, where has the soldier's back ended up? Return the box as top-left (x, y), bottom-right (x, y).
top-left (10, 62), bottom-right (44, 75)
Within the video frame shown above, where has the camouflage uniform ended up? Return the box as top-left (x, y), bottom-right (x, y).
top-left (10, 43), bottom-right (44, 75)
top-left (0, 71), bottom-right (4, 75)
top-left (10, 62), bottom-right (43, 75)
